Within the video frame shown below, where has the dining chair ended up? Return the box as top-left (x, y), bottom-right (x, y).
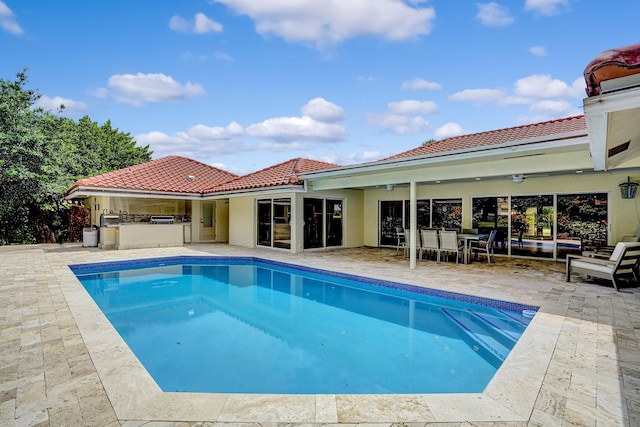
top-left (420, 229), bottom-right (440, 261)
top-left (438, 230), bottom-right (463, 264)
top-left (395, 226), bottom-right (406, 256)
top-left (470, 229), bottom-right (498, 263)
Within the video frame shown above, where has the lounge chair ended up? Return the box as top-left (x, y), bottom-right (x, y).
top-left (566, 242), bottom-right (640, 291)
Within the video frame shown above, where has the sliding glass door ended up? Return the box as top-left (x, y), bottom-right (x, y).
top-left (304, 198), bottom-right (343, 249)
top-left (257, 198), bottom-right (291, 249)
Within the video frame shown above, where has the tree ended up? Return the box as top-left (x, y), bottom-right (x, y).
top-left (0, 69), bottom-right (152, 244)
top-left (422, 138), bottom-right (437, 146)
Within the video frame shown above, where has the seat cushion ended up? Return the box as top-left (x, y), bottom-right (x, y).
top-left (571, 260), bottom-right (614, 274)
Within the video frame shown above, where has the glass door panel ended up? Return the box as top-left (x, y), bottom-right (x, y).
top-left (326, 199), bottom-right (343, 247)
top-left (380, 201), bottom-right (403, 246)
top-left (273, 198), bottom-right (291, 249)
top-left (472, 197), bottom-right (508, 255)
top-left (257, 200), bottom-right (272, 247)
top-left (304, 199), bottom-right (324, 249)
top-left (432, 199), bottom-right (462, 231)
top-left (510, 195), bottom-right (554, 258)
top-left (557, 193), bottom-right (608, 258)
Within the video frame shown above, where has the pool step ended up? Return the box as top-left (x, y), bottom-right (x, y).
top-left (441, 308), bottom-right (516, 368)
top-left (467, 309), bottom-right (521, 348)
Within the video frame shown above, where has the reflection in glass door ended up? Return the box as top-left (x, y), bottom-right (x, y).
top-left (272, 198), bottom-right (291, 249)
top-left (380, 201), bottom-right (403, 246)
top-left (510, 195), bottom-right (554, 258)
top-left (557, 193), bottom-right (608, 259)
top-left (326, 199), bottom-right (342, 247)
top-left (257, 200), bottom-right (272, 247)
top-left (304, 199), bottom-right (323, 249)
top-left (304, 198), bottom-right (343, 249)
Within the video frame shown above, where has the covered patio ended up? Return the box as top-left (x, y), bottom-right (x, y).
top-left (1, 242), bottom-right (639, 425)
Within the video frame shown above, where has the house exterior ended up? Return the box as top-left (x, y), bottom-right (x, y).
top-left (66, 43), bottom-right (640, 265)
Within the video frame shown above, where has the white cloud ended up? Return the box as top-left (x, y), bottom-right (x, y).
top-left (525, 0), bottom-right (569, 16)
top-left (301, 98), bottom-right (345, 123)
top-left (367, 113), bottom-right (431, 135)
top-left (321, 150), bottom-right (383, 166)
top-left (449, 88), bottom-right (507, 104)
top-left (169, 13), bottom-right (223, 34)
top-left (529, 46), bottom-right (547, 56)
top-left (246, 116), bottom-right (345, 142)
top-left (0, 1), bottom-right (23, 35)
top-left (388, 100), bottom-right (438, 115)
top-left (136, 123), bottom-right (247, 160)
top-left (475, 2), bottom-right (513, 27)
top-left (34, 95), bottom-right (88, 114)
top-left (368, 98), bottom-right (437, 135)
top-left (514, 74), bottom-right (580, 98)
top-left (105, 73), bottom-right (206, 106)
top-left (435, 122), bottom-right (466, 138)
top-left (401, 78), bottom-right (442, 91)
top-left (214, 51), bottom-right (234, 62)
top-left (213, 0), bottom-right (435, 47)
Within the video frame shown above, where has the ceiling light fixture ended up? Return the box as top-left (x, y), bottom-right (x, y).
top-left (386, 184), bottom-right (394, 191)
top-left (512, 174), bottom-right (525, 184)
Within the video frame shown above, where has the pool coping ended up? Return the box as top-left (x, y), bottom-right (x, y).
top-left (55, 253), bottom-right (562, 423)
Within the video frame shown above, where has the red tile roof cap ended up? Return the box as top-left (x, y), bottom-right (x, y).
top-left (385, 115), bottom-right (586, 160)
top-left (206, 158), bottom-right (339, 193)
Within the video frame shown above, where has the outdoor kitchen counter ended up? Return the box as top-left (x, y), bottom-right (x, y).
top-left (99, 223), bottom-right (191, 250)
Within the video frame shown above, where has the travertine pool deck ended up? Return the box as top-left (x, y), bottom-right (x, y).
top-left (1, 243), bottom-right (640, 426)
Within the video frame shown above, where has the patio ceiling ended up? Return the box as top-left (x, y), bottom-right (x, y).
top-left (303, 135), bottom-right (592, 191)
top-left (584, 83), bottom-right (640, 171)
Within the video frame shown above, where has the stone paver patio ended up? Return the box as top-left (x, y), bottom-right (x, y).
top-left (1, 243), bottom-right (640, 426)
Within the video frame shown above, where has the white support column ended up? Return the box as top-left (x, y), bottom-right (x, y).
top-left (410, 181), bottom-right (417, 269)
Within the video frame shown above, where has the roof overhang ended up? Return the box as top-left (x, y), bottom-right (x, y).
top-left (302, 132), bottom-right (591, 190)
top-left (65, 187), bottom-right (205, 201)
top-left (584, 81), bottom-right (640, 171)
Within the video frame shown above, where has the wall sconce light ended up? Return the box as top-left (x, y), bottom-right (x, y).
top-left (619, 176), bottom-right (638, 199)
top-left (512, 174), bottom-right (525, 184)
top-left (386, 184), bottom-right (394, 191)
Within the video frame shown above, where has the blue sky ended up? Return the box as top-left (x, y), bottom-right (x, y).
top-left (1, 1), bottom-right (638, 175)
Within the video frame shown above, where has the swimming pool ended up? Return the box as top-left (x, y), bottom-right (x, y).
top-left (70, 256), bottom-right (537, 394)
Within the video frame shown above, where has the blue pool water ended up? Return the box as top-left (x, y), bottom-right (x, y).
top-left (70, 256), bottom-right (537, 394)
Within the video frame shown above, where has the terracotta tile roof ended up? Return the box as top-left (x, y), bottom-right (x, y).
top-left (67, 156), bottom-right (238, 194)
top-left (385, 115), bottom-right (587, 160)
top-left (206, 158), bottom-right (339, 193)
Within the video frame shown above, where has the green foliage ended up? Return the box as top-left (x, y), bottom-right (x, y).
top-left (0, 69), bottom-right (152, 244)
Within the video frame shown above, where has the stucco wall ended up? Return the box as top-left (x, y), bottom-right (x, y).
top-left (229, 197), bottom-right (256, 248)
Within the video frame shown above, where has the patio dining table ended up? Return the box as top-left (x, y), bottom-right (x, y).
top-left (457, 233), bottom-right (481, 264)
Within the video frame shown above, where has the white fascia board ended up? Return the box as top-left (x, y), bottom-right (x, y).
top-left (65, 187), bottom-right (202, 201)
top-left (302, 132), bottom-right (589, 180)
